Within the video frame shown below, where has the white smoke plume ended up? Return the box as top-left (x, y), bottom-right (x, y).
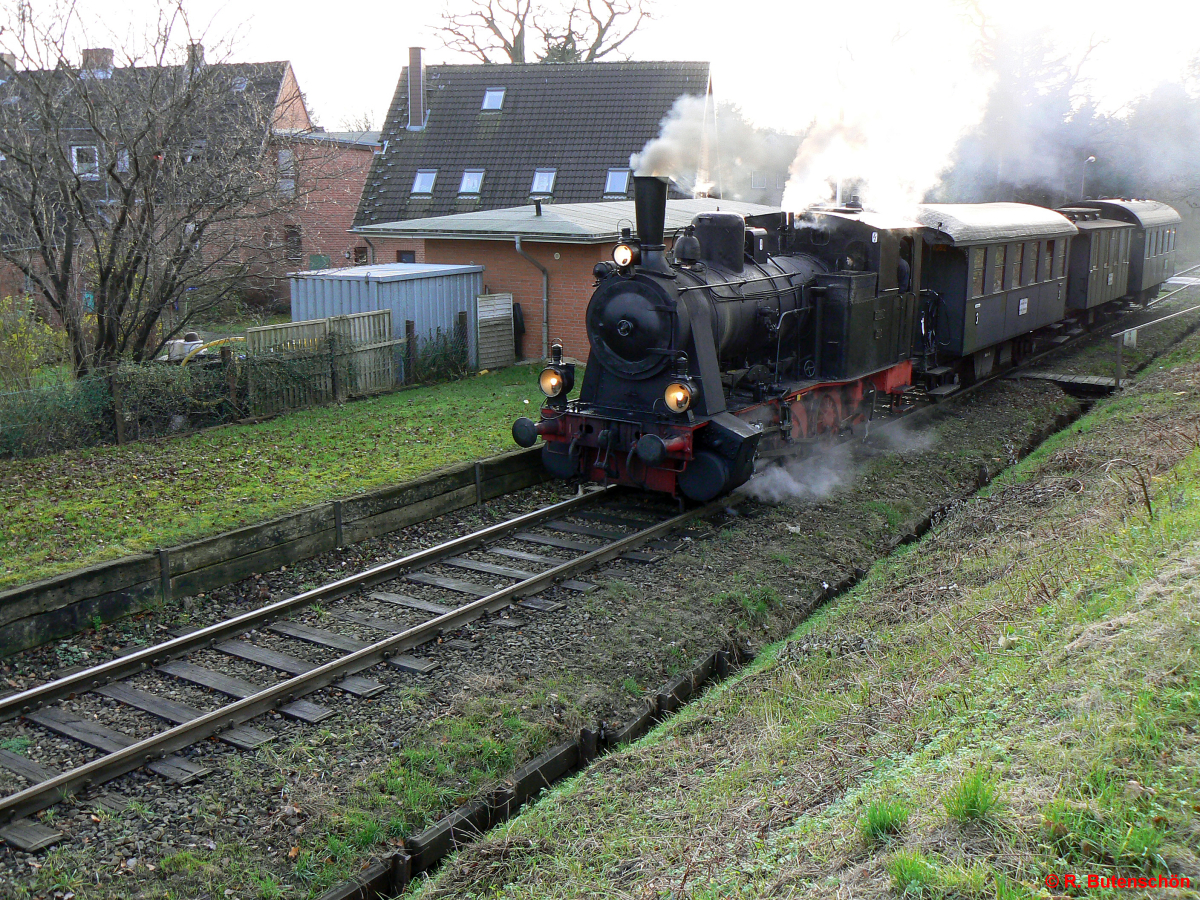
top-left (744, 446), bottom-right (855, 505)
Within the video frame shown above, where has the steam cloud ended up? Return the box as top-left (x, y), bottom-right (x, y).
top-left (744, 446), bottom-right (855, 505)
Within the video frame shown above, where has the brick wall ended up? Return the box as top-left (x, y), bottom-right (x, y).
top-left (366, 236), bottom-right (612, 362)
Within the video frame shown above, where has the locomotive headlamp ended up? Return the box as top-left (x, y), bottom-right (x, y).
top-left (539, 368), bottom-right (566, 397)
top-left (664, 380), bottom-right (694, 413)
top-left (539, 343), bottom-right (575, 404)
top-left (613, 243), bottom-right (640, 268)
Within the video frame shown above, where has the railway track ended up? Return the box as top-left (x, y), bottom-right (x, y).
top-left (0, 486), bottom-right (733, 849)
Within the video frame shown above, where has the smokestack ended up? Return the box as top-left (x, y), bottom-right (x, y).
top-left (81, 48), bottom-right (113, 79)
top-left (407, 47), bottom-right (425, 131)
top-left (633, 175), bottom-right (671, 273)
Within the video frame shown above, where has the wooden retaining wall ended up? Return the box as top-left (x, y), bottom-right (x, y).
top-left (0, 447), bottom-right (547, 658)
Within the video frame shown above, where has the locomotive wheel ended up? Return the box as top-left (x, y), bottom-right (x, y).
top-left (811, 394), bottom-right (841, 441)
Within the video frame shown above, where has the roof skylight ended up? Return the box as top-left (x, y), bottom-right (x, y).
top-left (481, 87), bottom-right (505, 111)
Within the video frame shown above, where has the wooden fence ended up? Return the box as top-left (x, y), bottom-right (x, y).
top-left (246, 310), bottom-right (398, 416)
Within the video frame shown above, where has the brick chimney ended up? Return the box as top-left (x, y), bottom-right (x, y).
top-left (0, 52), bottom-right (16, 72)
top-left (81, 48), bottom-right (114, 79)
top-left (187, 42), bottom-right (204, 73)
top-left (407, 47), bottom-right (425, 131)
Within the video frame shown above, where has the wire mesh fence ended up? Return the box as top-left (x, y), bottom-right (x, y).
top-left (0, 308), bottom-right (478, 458)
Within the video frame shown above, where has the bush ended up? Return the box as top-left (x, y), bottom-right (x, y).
top-left (0, 295), bottom-right (65, 391)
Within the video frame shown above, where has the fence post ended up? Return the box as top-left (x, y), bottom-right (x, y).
top-left (405, 320), bottom-right (416, 384)
top-left (220, 345), bottom-right (237, 411)
top-left (456, 310), bottom-right (469, 372)
top-left (1114, 333), bottom-right (1123, 389)
top-left (108, 361), bottom-right (126, 445)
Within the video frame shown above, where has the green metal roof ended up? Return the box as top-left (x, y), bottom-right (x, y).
top-left (353, 198), bottom-right (781, 244)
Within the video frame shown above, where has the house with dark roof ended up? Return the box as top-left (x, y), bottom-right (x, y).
top-left (352, 50), bottom-right (710, 232)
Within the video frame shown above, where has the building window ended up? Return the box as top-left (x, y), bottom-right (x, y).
top-left (352, 246), bottom-right (368, 265)
top-left (396, 250), bottom-right (416, 264)
top-left (277, 148), bottom-right (296, 198)
top-left (411, 169), bottom-right (436, 194)
top-left (459, 169), bottom-right (484, 195)
top-left (530, 168), bottom-right (556, 196)
top-left (71, 145), bottom-right (99, 179)
top-left (604, 168), bottom-right (630, 196)
top-left (751, 170), bottom-right (766, 190)
top-left (285, 226), bottom-right (302, 262)
top-left (115, 148), bottom-right (130, 173)
top-left (481, 87), bottom-right (506, 111)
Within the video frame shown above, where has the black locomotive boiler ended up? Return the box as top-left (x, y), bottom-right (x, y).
top-left (513, 177), bottom-right (1182, 501)
top-left (513, 175), bottom-right (923, 501)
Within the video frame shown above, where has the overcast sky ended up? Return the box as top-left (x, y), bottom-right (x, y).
top-left (44, 0), bottom-right (1200, 133)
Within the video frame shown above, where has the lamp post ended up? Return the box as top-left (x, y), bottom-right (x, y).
top-left (1080, 155), bottom-right (1096, 200)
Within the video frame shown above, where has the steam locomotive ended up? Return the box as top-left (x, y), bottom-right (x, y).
top-left (512, 176), bottom-right (1182, 501)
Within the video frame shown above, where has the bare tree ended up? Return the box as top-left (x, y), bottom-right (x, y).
top-left (438, 0), bottom-right (535, 64)
top-left (0, 1), bottom-right (319, 375)
top-left (437, 0), bottom-right (650, 64)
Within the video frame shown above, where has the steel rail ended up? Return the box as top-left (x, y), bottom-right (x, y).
top-left (0, 492), bottom-right (728, 824)
top-left (0, 487), bottom-right (613, 724)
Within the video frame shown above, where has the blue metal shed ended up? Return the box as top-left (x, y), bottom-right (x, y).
top-left (288, 263), bottom-right (485, 367)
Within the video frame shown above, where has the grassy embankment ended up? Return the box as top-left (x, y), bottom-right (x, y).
top-left (0, 365), bottom-right (547, 589)
top-left (414, 348), bottom-right (1200, 897)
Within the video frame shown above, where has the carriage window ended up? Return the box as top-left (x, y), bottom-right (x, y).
top-left (1041, 240), bottom-right (1053, 281)
top-left (1023, 241), bottom-right (1037, 285)
top-left (991, 245), bottom-right (1006, 293)
top-left (1054, 240), bottom-right (1066, 278)
top-left (1009, 243), bottom-right (1023, 290)
top-left (971, 247), bottom-right (986, 297)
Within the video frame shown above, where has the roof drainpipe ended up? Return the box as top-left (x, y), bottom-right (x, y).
top-left (363, 237), bottom-right (377, 264)
top-left (514, 236), bottom-right (549, 359)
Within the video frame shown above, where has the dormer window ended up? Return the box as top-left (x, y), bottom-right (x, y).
top-left (459, 169), bottom-right (484, 195)
top-left (604, 168), bottom-right (630, 196)
top-left (481, 87), bottom-right (505, 111)
top-left (232, 76), bottom-right (249, 93)
top-left (411, 169), bottom-right (437, 194)
top-left (530, 168), bottom-right (556, 196)
top-left (71, 145), bottom-right (99, 179)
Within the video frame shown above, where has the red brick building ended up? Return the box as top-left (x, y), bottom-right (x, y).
top-left (354, 198), bottom-right (777, 361)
